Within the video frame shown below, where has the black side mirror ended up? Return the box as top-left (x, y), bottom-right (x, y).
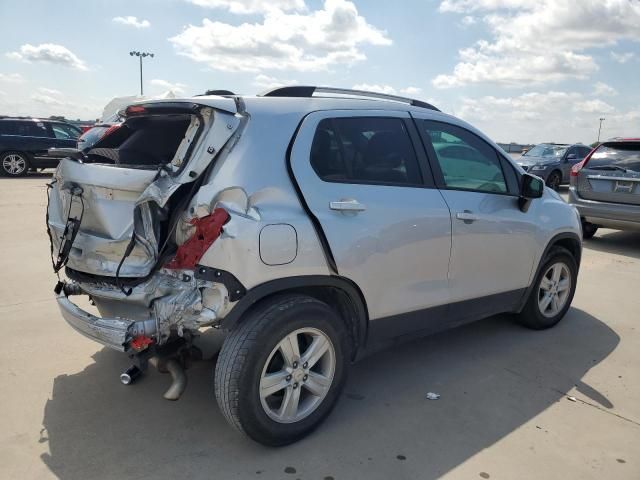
top-left (521, 173), bottom-right (544, 199)
top-left (566, 153), bottom-right (577, 160)
top-left (519, 173), bottom-right (543, 212)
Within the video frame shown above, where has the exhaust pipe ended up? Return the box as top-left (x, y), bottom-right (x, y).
top-left (163, 358), bottom-right (187, 401)
top-left (120, 365), bottom-right (143, 385)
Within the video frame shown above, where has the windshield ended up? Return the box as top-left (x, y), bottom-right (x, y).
top-left (587, 143), bottom-right (640, 173)
top-left (524, 144), bottom-right (568, 158)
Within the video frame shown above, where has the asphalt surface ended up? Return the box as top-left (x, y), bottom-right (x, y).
top-left (1, 176), bottom-right (639, 480)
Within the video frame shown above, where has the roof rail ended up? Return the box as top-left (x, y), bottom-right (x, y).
top-left (261, 86), bottom-right (440, 112)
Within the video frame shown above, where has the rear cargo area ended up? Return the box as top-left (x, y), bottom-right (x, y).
top-left (47, 105), bottom-right (208, 280)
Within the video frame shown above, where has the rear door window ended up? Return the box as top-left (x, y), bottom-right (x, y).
top-left (1, 121), bottom-right (49, 137)
top-left (310, 117), bottom-right (423, 186)
top-left (587, 143), bottom-right (640, 173)
top-left (51, 123), bottom-right (80, 140)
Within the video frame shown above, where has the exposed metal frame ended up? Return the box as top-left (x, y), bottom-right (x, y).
top-left (261, 86), bottom-right (440, 112)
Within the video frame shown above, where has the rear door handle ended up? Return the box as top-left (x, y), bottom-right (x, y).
top-left (330, 199), bottom-right (367, 212)
top-left (456, 211), bottom-right (478, 223)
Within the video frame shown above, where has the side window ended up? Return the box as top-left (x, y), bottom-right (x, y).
top-left (566, 146), bottom-right (578, 159)
top-left (579, 146), bottom-right (591, 158)
top-left (310, 117), bottom-right (422, 186)
top-left (51, 123), bottom-right (79, 140)
top-left (17, 121), bottom-right (49, 137)
top-left (421, 121), bottom-right (507, 194)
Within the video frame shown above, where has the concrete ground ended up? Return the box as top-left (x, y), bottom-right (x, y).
top-left (1, 175), bottom-right (638, 480)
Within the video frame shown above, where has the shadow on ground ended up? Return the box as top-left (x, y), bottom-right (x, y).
top-left (40, 308), bottom-right (618, 480)
top-left (584, 230), bottom-right (640, 260)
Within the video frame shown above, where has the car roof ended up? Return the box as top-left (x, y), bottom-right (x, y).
top-left (605, 137), bottom-right (640, 143)
top-left (0, 116), bottom-right (71, 124)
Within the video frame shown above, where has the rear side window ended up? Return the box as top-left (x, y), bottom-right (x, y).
top-left (420, 120), bottom-right (508, 194)
top-left (310, 117), bottom-right (422, 186)
top-left (0, 120), bottom-right (48, 137)
top-left (588, 143), bottom-right (640, 173)
top-left (51, 123), bottom-right (80, 140)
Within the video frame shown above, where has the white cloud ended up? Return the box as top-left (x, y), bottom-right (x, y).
top-left (169, 0), bottom-right (391, 72)
top-left (352, 83), bottom-right (397, 95)
top-left (31, 93), bottom-right (65, 106)
top-left (0, 72), bottom-right (24, 83)
top-left (351, 84), bottom-right (423, 96)
top-left (112, 16), bottom-right (151, 28)
top-left (592, 82), bottom-right (617, 97)
top-left (253, 74), bottom-right (298, 90)
top-left (38, 87), bottom-right (62, 96)
top-left (185, 0), bottom-right (305, 14)
top-left (150, 79), bottom-right (187, 94)
top-left (434, 0), bottom-right (640, 88)
top-left (457, 90), bottom-right (635, 143)
top-left (610, 51), bottom-right (635, 64)
top-left (460, 16), bottom-right (476, 26)
top-left (6, 43), bottom-right (88, 70)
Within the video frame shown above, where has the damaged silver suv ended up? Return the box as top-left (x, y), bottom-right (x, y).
top-left (47, 86), bottom-right (582, 446)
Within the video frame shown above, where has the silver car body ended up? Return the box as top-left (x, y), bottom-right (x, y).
top-left (47, 94), bottom-right (582, 353)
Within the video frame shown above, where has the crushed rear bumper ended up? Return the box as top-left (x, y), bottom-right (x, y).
top-left (56, 292), bottom-right (156, 352)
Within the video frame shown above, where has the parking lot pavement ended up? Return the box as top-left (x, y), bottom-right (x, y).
top-left (0, 177), bottom-right (638, 480)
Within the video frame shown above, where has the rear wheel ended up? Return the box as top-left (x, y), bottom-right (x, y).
top-left (214, 295), bottom-right (349, 446)
top-left (1, 151), bottom-right (30, 177)
top-left (546, 171), bottom-right (561, 190)
top-left (517, 246), bottom-right (577, 330)
top-left (581, 221), bottom-right (598, 239)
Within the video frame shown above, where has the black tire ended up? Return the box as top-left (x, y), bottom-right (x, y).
top-left (214, 295), bottom-right (349, 446)
top-left (581, 221), bottom-right (598, 240)
top-left (546, 171), bottom-right (561, 191)
top-left (0, 151), bottom-right (30, 177)
top-left (517, 246), bottom-right (577, 330)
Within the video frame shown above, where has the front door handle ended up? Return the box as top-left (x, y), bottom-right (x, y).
top-left (330, 199), bottom-right (367, 212)
top-left (456, 211), bottom-right (478, 224)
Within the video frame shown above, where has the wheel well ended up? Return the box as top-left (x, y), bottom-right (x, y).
top-left (549, 236), bottom-right (581, 267)
top-left (220, 278), bottom-right (368, 361)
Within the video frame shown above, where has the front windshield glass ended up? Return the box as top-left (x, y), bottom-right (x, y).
top-left (524, 144), bottom-right (568, 158)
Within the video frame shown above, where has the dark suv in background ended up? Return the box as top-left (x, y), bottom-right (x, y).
top-left (0, 117), bottom-right (81, 177)
top-left (517, 143), bottom-right (592, 190)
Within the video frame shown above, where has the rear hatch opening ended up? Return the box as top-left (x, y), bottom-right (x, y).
top-left (47, 100), bottom-right (241, 284)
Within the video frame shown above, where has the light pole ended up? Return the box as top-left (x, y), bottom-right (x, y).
top-left (597, 117), bottom-right (605, 143)
top-left (129, 51), bottom-right (154, 96)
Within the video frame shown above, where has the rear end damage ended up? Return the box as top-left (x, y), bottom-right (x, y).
top-left (47, 98), bottom-right (249, 396)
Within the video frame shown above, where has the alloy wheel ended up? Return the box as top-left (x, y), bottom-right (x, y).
top-left (538, 262), bottom-right (571, 318)
top-left (2, 154), bottom-right (27, 175)
top-left (259, 327), bottom-right (336, 424)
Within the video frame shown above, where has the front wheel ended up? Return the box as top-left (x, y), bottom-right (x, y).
top-left (517, 246), bottom-right (577, 330)
top-left (1, 151), bottom-right (30, 177)
top-left (214, 295), bottom-right (349, 446)
top-left (546, 171), bottom-right (561, 191)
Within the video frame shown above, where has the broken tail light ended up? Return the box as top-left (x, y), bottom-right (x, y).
top-left (571, 146), bottom-right (597, 180)
top-left (165, 208), bottom-right (229, 270)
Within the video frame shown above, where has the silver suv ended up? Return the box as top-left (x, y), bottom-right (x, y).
top-left (46, 87), bottom-right (582, 446)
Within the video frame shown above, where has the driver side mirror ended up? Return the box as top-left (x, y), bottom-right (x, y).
top-left (521, 173), bottom-right (544, 199)
top-left (566, 153), bottom-right (577, 160)
top-left (519, 173), bottom-right (543, 212)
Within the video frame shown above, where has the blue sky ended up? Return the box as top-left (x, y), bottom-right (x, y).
top-left (0, 0), bottom-right (639, 143)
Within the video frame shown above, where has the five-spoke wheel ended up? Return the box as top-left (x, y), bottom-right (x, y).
top-left (215, 295), bottom-right (348, 446)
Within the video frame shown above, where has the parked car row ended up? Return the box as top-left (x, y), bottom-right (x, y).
top-left (0, 116), bottom-right (82, 176)
top-left (516, 143), bottom-right (592, 190)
